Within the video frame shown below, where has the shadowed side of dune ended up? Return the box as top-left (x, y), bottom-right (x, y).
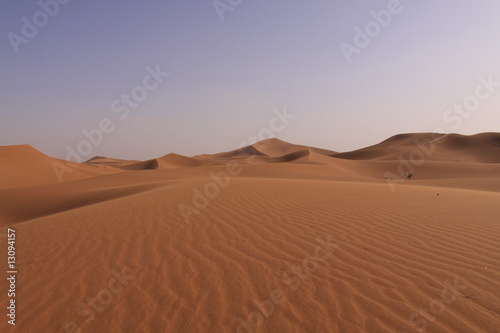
top-left (273, 149), bottom-right (340, 165)
top-left (201, 146), bottom-right (268, 160)
top-left (122, 153), bottom-right (208, 170)
top-left (0, 180), bottom-right (173, 225)
top-left (84, 156), bottom-right (140, 169)
top-left (121, 159), bottom-right (160, 170)
top-left (436, 132), bottom-right (500, 163)
top-left (333, 132), bottom-right (500, 163)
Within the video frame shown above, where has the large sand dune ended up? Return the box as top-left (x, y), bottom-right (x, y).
top-left (0, 145), bottom-right (118, 190)
top-left (1, 133), bottom-right (499, 332)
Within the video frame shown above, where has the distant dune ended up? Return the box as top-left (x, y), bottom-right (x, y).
top-left (119, 153), bottom-right (207, 170)
top-left (79, 133), bottom-right (500, 170)
top-left (1, 133), bottom-right (499, 332)
top-left (85, 156), bottom-right (140, 168)
top-left (333, 132), bottom-right (500, 163)
top-left (193, 138), bottom-right (337, 163)
top-left (251, 138), bottom-right (338, 157)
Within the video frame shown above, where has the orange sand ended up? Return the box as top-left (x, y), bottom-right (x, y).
top-left (1, 133), bottom-right (499, 332)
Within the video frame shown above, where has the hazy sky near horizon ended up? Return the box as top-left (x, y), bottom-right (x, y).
top-left (1, 0), bottom-right (500, 160)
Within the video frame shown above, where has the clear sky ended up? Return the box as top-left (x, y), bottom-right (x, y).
top-left (1, 0), bottom-right (500, 160)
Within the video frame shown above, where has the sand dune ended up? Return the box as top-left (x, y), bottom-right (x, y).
top-left (273, 149), bottom-right (340, 165)
top-left (120, 153), bottom-right (208, 170)
top-left (85, 156), bottom-right (140, 169)
top-left (333, 132), bottom-right (500, 163)
top-left (251, 138), bottom-right (337, 157)
top-left (156, 153), bottom-right (208, 169)
top-left (197, 138), bottom-right (337, 163)
top-left (0, 145), bottom-right (118, 190)
top-left (1, 133), bottom-right (499, 332)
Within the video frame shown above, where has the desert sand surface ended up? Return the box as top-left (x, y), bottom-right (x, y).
top-left (1, 133), bottom-right (499, 333)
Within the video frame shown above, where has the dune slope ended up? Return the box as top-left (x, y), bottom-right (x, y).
top-left (0, 145), bottom-right (118, 189)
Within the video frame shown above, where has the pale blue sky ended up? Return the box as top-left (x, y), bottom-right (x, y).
top-left (1, 0), bottom-right (500, 160)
